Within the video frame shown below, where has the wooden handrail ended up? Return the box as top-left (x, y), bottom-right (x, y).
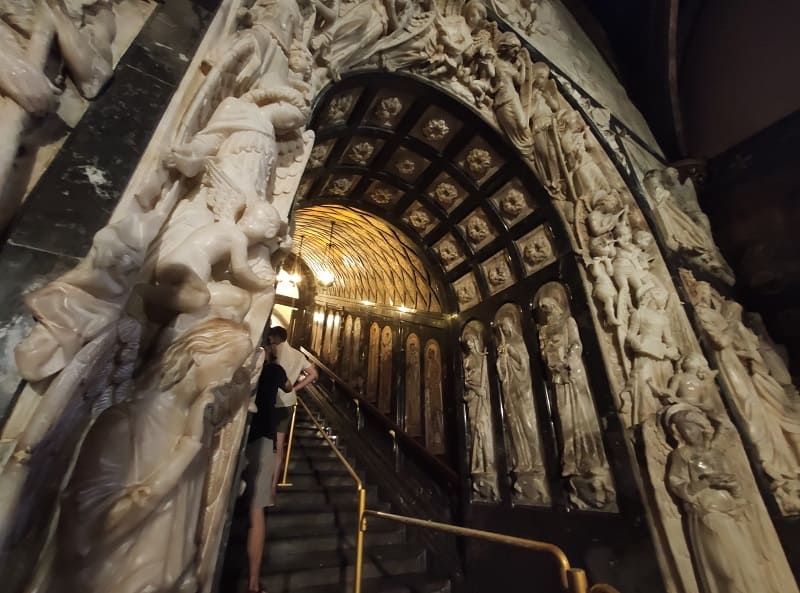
top-left (300, 347), bottom-right (459, 485)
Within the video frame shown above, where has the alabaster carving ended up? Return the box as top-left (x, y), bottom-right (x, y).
top-left (497, 187), bottom-right (526, 220)
top-left (454, 273), bottom-right (479, 311)
top-left (405, 206), bottom-right (433, 233)
top-left (494, 304), bottom-right (549, 505)
top-left (327, 175), bottom-right (355, 196)
top-left (464, 147), bottom-right (492, 179)
top-left (422, 118), bottom-right (450, 142)
top-left (308, 143), bottom-right (331, 168)
top-left (517, 227), bottom-right (554, 276)
top-left (682, 270), bottom-right (800, 514)
top-left (482, 251), bottom-right (514, 295)
top-left (535, 283), bottom-right (616, 511)
top-left (46, 319), bottom-right (254, 593)
top-left (378, 325), bottom-right (393, 414)
top-left (372, 96), bottom-right (403, 124)
top-left (369, 185), bottom-right (397, 205)
top-left (656, 404), bottom-right (794, 593)
top-left (341, 315), bottom-right (354, 379)
top-left (433, 181), bottom-right (459, 210)
top-left (464, 214), bottom-right (491, 245)
top-left (424, 339), bottom-right (446, 456)
top-left (405, 333), bottom-right (422, 437)
top-left (644, 169), bottom-right (733, 284)
top-left (462, 321), bottom-right (498, 501)
top-left (350, 316), bottom-right (363, 386)
top-left (395, 158), bottom-right (417, 176)
top-left (348, 140), bottom-right (375, 165)
top-left (366, 322), bottom-right (381, 403)
top-left (323, 92), bottom-right (356, 124)
top-left (434, 236), bottom-right (463, 270)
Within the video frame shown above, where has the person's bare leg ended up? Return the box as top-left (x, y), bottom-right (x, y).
top-left (247, 505), bottom-right (266, 592)
top-left (272, 432), bottom-right (286, 498)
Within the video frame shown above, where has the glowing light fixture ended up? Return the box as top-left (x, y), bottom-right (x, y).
top-left (277, 235), bottom-right (304, 285)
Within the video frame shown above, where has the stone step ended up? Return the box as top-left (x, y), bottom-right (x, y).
top-left (261, 543), bottom-right (428, 591)
top-left (276, 485), bottom-right (379, 507)
top-left (265, 522), bottom-right (405, 558)
top-left (286, 573), bottom-right (451, 593)
top-left (287, 458), bottom-right (359, 474)
top-left (280, 473), bottom-right (360, 489)
top-left (267, 502), bottom-right (389, 531)
top-left (289, 446), bottom-right (349, 460)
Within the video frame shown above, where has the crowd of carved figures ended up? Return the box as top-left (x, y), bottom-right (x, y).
top-left (3, 1), bottom-right (800, 592)
top-left (309, 307), bottom-right (447, 458)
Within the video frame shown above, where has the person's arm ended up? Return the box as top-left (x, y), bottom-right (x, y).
top-left (293, 364), bottom-right (318, 391)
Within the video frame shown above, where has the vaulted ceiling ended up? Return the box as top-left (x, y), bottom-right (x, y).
top-left (291, 75), bottom-right (564, 315)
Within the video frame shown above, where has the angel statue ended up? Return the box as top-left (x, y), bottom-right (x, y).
top-left (663, 404), bottom-right (787, 593)
top-left (45, 318), bottom-right (256, 593)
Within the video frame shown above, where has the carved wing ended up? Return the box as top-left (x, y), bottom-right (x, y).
top-left (640, 417), bottom-right (699, 593)
top-left (272, 130), bottom-right (315, 216)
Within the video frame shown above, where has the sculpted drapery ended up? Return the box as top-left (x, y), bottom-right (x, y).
top-left (2, 2), bottom-right (799, 593)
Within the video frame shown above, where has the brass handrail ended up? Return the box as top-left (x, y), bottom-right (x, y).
top-left (294, 396), bottom-right (367, 593)
top-left (285, 397), bottom-right (620, 593)
top-left (277, 404), bottom-right (297, 487)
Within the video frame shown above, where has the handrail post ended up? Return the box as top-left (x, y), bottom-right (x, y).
top-left (353, 486), bottom-right (367, 593)
top-left (567, 568), bottom-right (589, 593)
top-left (278, 404), bottom-right (297, 487)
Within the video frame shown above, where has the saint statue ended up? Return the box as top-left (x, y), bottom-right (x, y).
top-left (47, 318), bottom-right (254, 593)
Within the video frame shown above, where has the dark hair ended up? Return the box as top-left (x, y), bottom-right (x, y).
top-left (267, 326), bottom-right (288, 342)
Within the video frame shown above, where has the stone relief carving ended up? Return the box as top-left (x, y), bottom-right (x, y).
top-left (464, 147), bottom-right (492, 179)
top-left (535, 283), bottom-right (616, 511)
top-left (516, 226), bottom-right (555, 276)
top-left (434, 235), bottom-right (464, 270)
top-left (424, 339), bottom-right (446, 456)
top-left (395, 158), bottom-right (416, 176)
top-left (682, 269), bottom-right (800, 515)
top-left (453, 272), bottom-right (479, 311)
top-left (643, 403), bottom-right (798, 593)
top-left (347, 140), bottom-right (375, 165)
top-left (460, 210), bottom-right (495, 251)
top-left (378, 325), bottom-right (393, 414)
top-left (405, 333), bottom-right (422, 437)
top-left (371, 95), bottom-right (403, 125)
top-left (404, 206), bottom-right (433, 234)
top-left (330, 312), bottom-right (343, 366)
top-left (323, 91), bottom-right (357, 124)
top-left (643, 169), bottom-right (733, 284)
top-left (494, 304), bottom-right (549, 505)
top-left (493, 185), bottom-right (532, 226)
top-left (461, 321), bottom-right (499, 502)
top-left (432, 181), bottom-right (460, 211)
top-left (367, 181), bottom-right (401, 205)
top-left (45, 318), bottom-right (255, 593)
top-left (308, 141), bottom-right (332, 168)
top-left (326, 175), bottom-right (356, 196)
top-left (366, 321), bottom-right (380, 403)
top-left (422, 118), bottom-right (450, 142)
top-left (482, 251), bottom-right (514, 295)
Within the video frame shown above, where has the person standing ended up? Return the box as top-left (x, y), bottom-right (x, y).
top-left (245, 353), bottom-right (293, 593)
top-left (266, 326), bottom-right (318, 497)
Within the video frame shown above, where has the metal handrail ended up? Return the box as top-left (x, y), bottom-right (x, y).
top-left (286, 397), bottom-right (621, 593)
top-left (293, 396), bottom-right (367, 593)
top-left (277, 404), bottom-right (297, 487)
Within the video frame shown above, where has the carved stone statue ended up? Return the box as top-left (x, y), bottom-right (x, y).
top-left (461, 321), bottom-right (498, 502)
top-left (643, 169), bottom-right (733, 284)
top-left (378, 325), bottom-right (393, 414)
top-left (682, 270), bottom-right (800, 514)
top-left (623, 284), bottom-right (680, 426)
top-left (535, 283), bottom-right (616, 511)
top-left (349, 316), bottom-right (363, 389)
top-left (366, 322), bottom-right (380, 403)
top-left (341, 315), bottom-right (354, 379)
top-left (423, 339), bottom-right (445, 456)
top-left (404, 333), bottom-right (422, 437)
top-left (494, 304), bottom-right (549, 505)
top-left (46, 318), bottom-right (254, 593)
top-left (664, 404), bottom-right (787, 593)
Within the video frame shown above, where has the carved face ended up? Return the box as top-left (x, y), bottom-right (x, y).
top-left (499, 189), bottom-right (526, 218)
top-left (464, 333), bottom-right (480, 353)
top-left (437, 240), bottom-right (459, 263)
top-left (498, 317), bottom-right (514, 339)
top-left (466, 216), bottom-right (490, 243)
top-left (523, 235), bottom-right (552, 265)
top-left (663, 167), bottom-right (680, 186)
top-left (309, 145), bottom-right (328, 168)
top-left (463, 0), bottom-right (487, 29)
top-left (538, 297), bottom-right (562, 323)
top-left (672, 411), bottom-right (712, 447)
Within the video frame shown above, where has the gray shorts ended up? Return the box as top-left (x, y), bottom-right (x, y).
top-left (245, 437), bottom-right (275, 509)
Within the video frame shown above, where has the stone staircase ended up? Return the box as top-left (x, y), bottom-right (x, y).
top-left (219, 406), bottom-right (451, 593)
